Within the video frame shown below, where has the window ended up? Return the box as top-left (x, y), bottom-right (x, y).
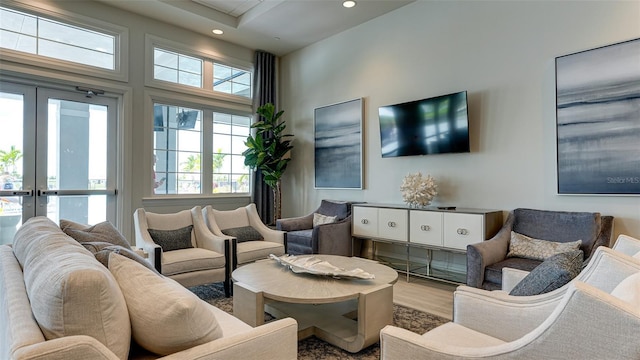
top-left (212, 112), bottom-right (250, 193)
top-left (213, 63), bottom-right (252, 98)
top-left (0, 6), bottom-right (116, 70)
top-left (153, 48), bottom-right (202, 88)
top-left (153, 103), bottom-right (250, 195)
top-left (148, 37), bottom-right (252, 101)
top-left (153, 104), bottom-right (202, 195)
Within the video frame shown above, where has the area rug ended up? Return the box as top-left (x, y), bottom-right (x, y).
top-left (189, 283), bottom-right (448, 359)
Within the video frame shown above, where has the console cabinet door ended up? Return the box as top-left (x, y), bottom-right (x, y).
top-left (409, 211), bottom-right (443, 246)
top-left (443, 213), bottom-right (484, 250)
top-left (352, 206), bottom-right (378, 238)
top-left (378, 208), bottom-right (408, 241)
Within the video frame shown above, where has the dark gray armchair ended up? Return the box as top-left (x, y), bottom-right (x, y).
top-left (276, 200), bottom-right (360, 257)
top-left (466, 208), bottom-right (614, 290)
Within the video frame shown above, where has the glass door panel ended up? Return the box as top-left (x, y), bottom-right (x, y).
top-left (0, 84), bottom-right (35, 245)
top-left (36, 89), bottom-right (117, 225)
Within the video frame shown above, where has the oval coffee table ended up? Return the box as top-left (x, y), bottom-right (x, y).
top-left (232, 255), bottom-right (398, 353)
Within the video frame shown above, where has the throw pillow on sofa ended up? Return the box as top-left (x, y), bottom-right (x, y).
top-left (507, 231), bottom-right (582, 261)
top-left (60, 219), bottom-right (131, 249)
top-left (509, 250), bottom-right (583, 296)
top-left (82, 241), bottom-right (160, 275)
top-left (13, 217), bottom-right (131, 360)
top-left (108, 252), bottom-right (222, 355)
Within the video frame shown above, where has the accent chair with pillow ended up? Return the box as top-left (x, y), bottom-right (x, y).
top-left (502, 233), bottom-right (640, 293)
top-left (466, 208), bottom-right (614, 290)
top-left (380, 246), bottom-right (640, 359)
top-left (276, 199), bottom-right (360, 257)
top-left (134, 206), bottom-right (230, 296)
top-left (202, 203), bottom-right (286, 270)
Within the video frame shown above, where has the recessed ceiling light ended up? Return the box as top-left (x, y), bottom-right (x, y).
top-left (343, 1), bottom-right (356, 8)
top-left (212, 29), bottom-right (224, 35)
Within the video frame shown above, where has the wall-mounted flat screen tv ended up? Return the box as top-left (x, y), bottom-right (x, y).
top-left (378, 91), bottom-right (470, 158)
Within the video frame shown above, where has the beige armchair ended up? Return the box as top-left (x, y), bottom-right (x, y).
top-left (134, 206), bottom-right (230, 296)
top-left (202, 203), bottom-right (285, 270)
top-left (380, 247), bottom-right (640, 359)
top-left (612, 234), bottom-right (640, 258)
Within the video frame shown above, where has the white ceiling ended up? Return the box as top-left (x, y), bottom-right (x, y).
top-left (96, 0), bottom-right (415, 56)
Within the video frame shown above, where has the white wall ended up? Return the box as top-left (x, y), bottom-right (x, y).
top-left (280, 0), bottom-right (640, 239)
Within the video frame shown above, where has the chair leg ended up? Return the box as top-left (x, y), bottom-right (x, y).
top-left (224, 279), bottom-right (231, 298)
top-left (224, 238), bottom-right (231, 297)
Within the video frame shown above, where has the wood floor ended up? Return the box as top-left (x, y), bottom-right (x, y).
top-left (392, 275), bottom-right (457, 320)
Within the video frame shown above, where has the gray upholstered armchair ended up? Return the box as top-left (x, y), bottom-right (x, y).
top-left (276, 200), bottom-right (360, 256)
top-left (466, 208), bottom-right (614, 290)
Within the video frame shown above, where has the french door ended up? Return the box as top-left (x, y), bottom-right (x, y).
top-left (0, 82), bottom-right (118, 244)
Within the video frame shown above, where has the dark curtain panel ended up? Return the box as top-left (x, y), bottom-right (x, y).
top-left (252, 50), bottom-right (276, 224)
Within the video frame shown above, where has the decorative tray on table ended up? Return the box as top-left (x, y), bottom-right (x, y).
top-left (269, 254), bottom-right (375, 279)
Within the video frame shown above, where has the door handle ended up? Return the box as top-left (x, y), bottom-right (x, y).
top-left (38, 189), bottom-right (117, 196)
top-left (0, 190), bottom-right (33, 196)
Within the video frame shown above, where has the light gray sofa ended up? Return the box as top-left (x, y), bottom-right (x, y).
top-left (0, 216), bottom-right (298, 360)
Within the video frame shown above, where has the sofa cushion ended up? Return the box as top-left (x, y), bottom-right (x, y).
top-left (237, 241), bottom-right (285, 265)
top-left (108, 253), bottom-right (222, 355)
top-left (287, 229), bottom-right (314, 248)
top-left (484, 257), bottom-right (542, 286)
top-left (60, 219), bottom-right (131, 249)
top-left (12, 217), bottom-right (131, 360)
top-left (148, 225), bottom-right (194, 251)
top-left (221, 225), bottom-right (263, 243)
top-left (509, 250), bottom-right (583, 296)
top-left (161, 247), bottom-right (226, 277)
top-left (313, 213), bottom-right (337, 227)
top-left (507, 231), bottom-right (582, 261)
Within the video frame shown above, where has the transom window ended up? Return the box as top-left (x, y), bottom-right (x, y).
top-left (0, 6), bottom-right (115, 70)
top-left (213, 63), bottom-right (252, 98)
top-left (153, 48), bottom-right (202, 88)
top-left (150, 43), bottom-right (252, 100)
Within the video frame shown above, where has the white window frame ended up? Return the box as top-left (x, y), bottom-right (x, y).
top-left (145, 89), bottom-right (252, 198)
top-left (0, 1), bottom-right (129, 82)
top-left (144, 34), bottom-right (253, 106)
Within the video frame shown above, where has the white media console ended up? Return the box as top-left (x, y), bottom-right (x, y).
top-left (352, 203), bottom-right (503, 284)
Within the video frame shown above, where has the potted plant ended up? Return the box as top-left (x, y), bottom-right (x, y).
top-left (243, 103), bottom-right (294, 224)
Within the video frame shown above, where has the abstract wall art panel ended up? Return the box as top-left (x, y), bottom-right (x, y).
top-left (556, 38), bottom-right (640, 195)
top-left (314, 98), bottom-right (363, 189)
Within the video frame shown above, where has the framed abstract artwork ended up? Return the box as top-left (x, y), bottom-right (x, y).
top-left (314, 98), bottom-right (363, 189)
top-left (556, 38), bottom-right (640, 195)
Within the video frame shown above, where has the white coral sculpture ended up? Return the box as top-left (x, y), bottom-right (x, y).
top-left (400, 172), bottom-right (438, 207)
